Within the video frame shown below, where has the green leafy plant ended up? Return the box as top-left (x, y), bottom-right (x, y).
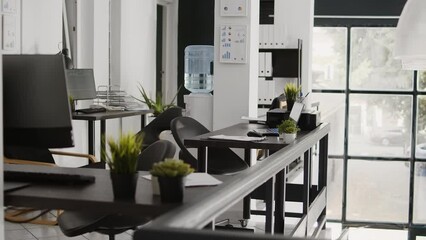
top-left (277, 119), bottom-right (300, 134)
top-left (284, 83), bottom-right (301, 102)
top-left (150, 159), bottom-right (194, 178)
top-left (102, 133), bottom-right (143, 174)
top-left (135, 84), bottom-right (180, 116)
top-left (68, 95), bottom-right (75, 112)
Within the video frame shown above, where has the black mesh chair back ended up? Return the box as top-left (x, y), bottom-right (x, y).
top-left (58, 140), bottom-right (176, 240)
top-left (170, 117), bottom-right (248, 175)
top-left (170, 117), bottom-right (209, 169)
top-left (138, 107), bottom-right (182, 147)
top-left (137, 140), bottom-right (176, 171)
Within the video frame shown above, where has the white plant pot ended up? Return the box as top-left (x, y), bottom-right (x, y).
top-left (282, 133), bottom-right (296, 144)
top-left (151, 176), bottom-right (160, 195)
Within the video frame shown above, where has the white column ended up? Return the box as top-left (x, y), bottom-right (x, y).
top-left (213, 0), bottom-right (260, 130)
top-left (76, 0), bottom-right (94, 68)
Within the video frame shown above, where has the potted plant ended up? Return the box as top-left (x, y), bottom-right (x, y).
top-left (135, 84), bottom-right (181, 117)
top-left (277, 119), bottom-right (300, 144)
top-left (102, 133), bottom-right (143, 199)
top-left (284, 83), bottom-right (301, 112)
top-left (150, 159), bottom-right (194, 203)
top-left (68, 95), bottom-right (75, 112)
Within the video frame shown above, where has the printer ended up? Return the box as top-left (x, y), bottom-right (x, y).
top-left (267, 108), bottom-right (321, 131)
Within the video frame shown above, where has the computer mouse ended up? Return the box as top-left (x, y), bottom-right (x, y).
top-left (247, 130), bottom-right (263, 138)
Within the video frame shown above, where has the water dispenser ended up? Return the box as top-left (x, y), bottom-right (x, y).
top-left (184, 45), bottom-right (214, 130)
top-left (184, 45), bottom-right (214, 93)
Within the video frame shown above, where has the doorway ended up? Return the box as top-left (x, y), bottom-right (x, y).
top-left (156, 4), bottom-right (164, 96)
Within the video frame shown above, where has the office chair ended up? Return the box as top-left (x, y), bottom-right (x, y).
top-left (137, 107), bottom-right (182, 148)
top-left (170, 117), bottom-right (249, 175)
top-left (4, 145), bottom-right (98, 225)
top-left (58, 140), bottom-right (176, 240)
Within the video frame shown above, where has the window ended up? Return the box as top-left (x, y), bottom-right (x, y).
top-left (418, 72), bottom-right (426, 91)
top-left (312, 28), bottom-right (347, 90)
top-left (349, 28), bottom-right (413, 91)
top-left (313, 25), bottom-right (420, 226)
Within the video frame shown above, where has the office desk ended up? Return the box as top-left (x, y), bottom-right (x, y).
top-left (4, 164), bottom-right (227, 218)
top-left (72, 109), bottom-right (153, 161)
top-left (184, 123), bottom-right (328, 234)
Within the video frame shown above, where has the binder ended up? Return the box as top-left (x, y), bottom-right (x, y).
top-left (263, 25), bottom-right (270, 48)
top-left (259, 25), bottom-right (265, 48)
top-left (265, 52), bottom-right (272, 77)
top-left (267, 25), bottom-right (274, 48)
top-left (258, 52), bottom-right (265, 77)
top-left (274, 24), bottom-right (282, 48)
top-left (258, 77), bottom-right (268, 104)
top-left (267, 79), bottom-right (275, 104)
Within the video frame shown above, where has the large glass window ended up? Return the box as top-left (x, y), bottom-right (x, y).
top-left (350, 28), bottom-right (413, 91)
top-left (312, 28), bottom-right (347, 90)
top-left (313, 25), bottom-right (418, 227)
top-left (311, 93), bottom-right (345, 155)
top-left (418, 72), bottom-right (426, 91)
top-left (417, 96), bottom-right (426, 159)
top-left (413, 162), bottom-right (426, 224)
top-left (348, 94), bottom-right (412, 158)
top-left (327, 158), bottom-right (343, 220)
top-left (347, 160), bottom-right (410, 223)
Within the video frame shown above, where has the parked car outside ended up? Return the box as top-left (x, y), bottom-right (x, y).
top-left (370, 127), bottom-right (409, 146)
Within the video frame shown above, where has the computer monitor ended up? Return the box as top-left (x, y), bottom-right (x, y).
top-left (65, 69), bottom-right (97, 100)
top-left (3, 54), bottom-right (74, 148)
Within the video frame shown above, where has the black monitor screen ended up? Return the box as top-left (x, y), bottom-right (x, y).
top-left (66, 69), bottom-right (97, 100)
top-left (3, 54), bottom-right (74, 148)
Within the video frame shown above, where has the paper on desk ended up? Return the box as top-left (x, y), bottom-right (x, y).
top-left (142, 173), bottom-right (223, 187)
top-left (241, 115), bottom-right (266, 122)
top-left (208, 134), bottom-right (266, 142)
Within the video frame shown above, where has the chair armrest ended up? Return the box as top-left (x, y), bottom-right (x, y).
top-left (49, 151), bottom-right (98, 164)
top-left (4, 157), bottom-right (56, 167)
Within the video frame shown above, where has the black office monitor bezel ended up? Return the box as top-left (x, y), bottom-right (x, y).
top-left (3, 54), bottom-right (74, 148)
top-left (65, 68), bottom-right (97, 100)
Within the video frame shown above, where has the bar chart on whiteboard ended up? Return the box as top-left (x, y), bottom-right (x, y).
top-left (219, 25), bottom-right (247, 64)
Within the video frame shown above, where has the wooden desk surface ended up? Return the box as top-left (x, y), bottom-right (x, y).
top-left (4, 164), bottom-right (226, 218)
top-left (72, 109), bottom-right (153, 121)
top-left (184, 123), bottom-right (312, 151)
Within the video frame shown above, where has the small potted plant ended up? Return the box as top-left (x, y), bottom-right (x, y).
top-left (135, 84), bottom-right (181, 117)
top-left (284, 83), bottom-right (301, 112)
top-left (102, 133), bottom-right (143, 199)
top-left (278, 119), bottom-right (300, 144)
top-left (150, 159), bottom-right (194, 203)
top-left (68, 95), bottom-right (75, 112)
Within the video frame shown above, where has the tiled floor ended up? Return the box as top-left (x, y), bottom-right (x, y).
top-left (3, 208), bottom-right (411, 240)
top-left (6, 219), bottom-right (414, 240)
top-left (5, 217), bottom-right (133, 240)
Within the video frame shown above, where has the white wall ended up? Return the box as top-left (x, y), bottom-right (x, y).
top-left (21, 0), bottom-right (62, 54)
top-left (275, 0), bottom-right (314, 106)
top-left (213, 0), bottom-right (260, 130)
top-left (111, 0), bottom-right (157, 134)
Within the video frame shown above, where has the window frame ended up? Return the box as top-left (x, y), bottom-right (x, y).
top-left (313, 17), bottom-right (425, 230)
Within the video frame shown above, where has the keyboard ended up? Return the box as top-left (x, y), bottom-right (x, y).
top-left (76, 107), bottom-right (106, 114)
top-left (254, 128), bottom-right (279, 136)
top-left (4, 170), bottom-right (96, 185)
